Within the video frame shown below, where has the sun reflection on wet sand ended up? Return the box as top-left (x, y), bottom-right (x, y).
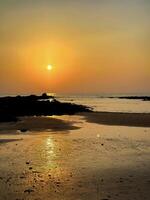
top-left (45, 137), bottom-right (57, 169)
top-left (44, 136), bottom-right (72, 181)
top-left (0, 119), bottom-right (150, 200)
top-left (46, 137), bottom-right (55, 154)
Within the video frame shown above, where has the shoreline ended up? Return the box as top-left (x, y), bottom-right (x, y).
top-left (81, 111), bottom-right (150, 127)
top-left (0, 111), bottom-right (149, 135)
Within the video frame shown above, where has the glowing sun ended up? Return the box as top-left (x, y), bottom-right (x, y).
top-left (47, 64), bottom-right (53, 71)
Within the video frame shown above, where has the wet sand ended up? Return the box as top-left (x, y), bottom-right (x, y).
top-left (0, 113), bottom-right (150, 200)
top-left (82, 112), bottom-right (150, 127)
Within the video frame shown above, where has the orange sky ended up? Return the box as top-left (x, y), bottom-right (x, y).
top-left (0, 0), bottom-right (149, 95)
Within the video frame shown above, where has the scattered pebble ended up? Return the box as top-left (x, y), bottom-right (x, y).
top-left (24, 189), bottom-right (34, 193)
top-left (20, 176), bottom-right (25, 179)
top-left (6, 177), bottom-right (11, 183)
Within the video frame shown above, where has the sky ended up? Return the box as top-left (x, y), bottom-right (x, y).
top-left (0, 0), bottom-right (149, 95)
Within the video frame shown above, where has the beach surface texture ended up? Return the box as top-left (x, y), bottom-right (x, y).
top-left (0, 95), bottom-right (150, 200)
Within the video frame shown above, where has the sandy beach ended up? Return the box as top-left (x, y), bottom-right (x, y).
top-left (0, 112), bottom-right (150, 200)
top-left (0, 0), bottom-right (149, 199)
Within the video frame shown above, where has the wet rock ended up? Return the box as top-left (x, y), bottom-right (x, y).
top-left (78, 184), bottom-right (82, 187)
top-left (29, 167), bottom-right (33, 170)
top-left (0, 94), bottom-right (91, 123)
top-left (34, 178), bottom-right (37, 182)
top-left (119, 178), bottom-right (123, 182)
top-left (20, 129), bottom-right (28, 133)
top-left (20, 176), bottom-right (25, 179)
top-left (6, 177), bottom-right (11, 183)
top-left (55, 181), bottom-right (61, 186)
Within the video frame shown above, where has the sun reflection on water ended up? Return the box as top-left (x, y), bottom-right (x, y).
top-left (45, 137), bottom-right (71, 182)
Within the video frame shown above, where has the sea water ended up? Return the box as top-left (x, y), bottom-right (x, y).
top-left (57, 94), bottom-right (150, 113)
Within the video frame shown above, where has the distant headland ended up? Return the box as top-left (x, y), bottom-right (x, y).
top-left (109, 96), bottom-right (150, 101)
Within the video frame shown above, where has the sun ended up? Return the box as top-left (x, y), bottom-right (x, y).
top-left (47, 64), bottom-right (53, 71)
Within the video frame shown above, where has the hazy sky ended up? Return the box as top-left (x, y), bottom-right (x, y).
top-left (0, 0), bottom-right (149, 95)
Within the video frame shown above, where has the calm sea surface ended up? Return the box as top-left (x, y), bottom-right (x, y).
top-left (57, 95), bottom-right (150, 113)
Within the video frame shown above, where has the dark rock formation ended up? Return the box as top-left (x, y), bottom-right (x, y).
top-left (109, 96), bottom-right (150, 101)
top-left (0, 94), bottom-right (91, 122)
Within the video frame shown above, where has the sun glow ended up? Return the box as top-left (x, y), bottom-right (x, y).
top-left (47, 64), bottom-right (53, 71)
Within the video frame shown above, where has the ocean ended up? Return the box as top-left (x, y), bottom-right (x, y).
top-left (0, 93), bottom-right (150, 113)
top-left (57, 94), bottom-right (150, 113)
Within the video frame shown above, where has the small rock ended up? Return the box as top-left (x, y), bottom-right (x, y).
top-left (20, 129), bottom-right (28, 133)
top-left (6, 177), bottom-right (11, 183)
top-left (29, 167), bottom-right (33, 170)
top-left (20, 176), bottom-right (25, 179)
top-left (78, 184), bottom-right (82, 187)
top-left (24, 189), bottom-right (34, 193)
